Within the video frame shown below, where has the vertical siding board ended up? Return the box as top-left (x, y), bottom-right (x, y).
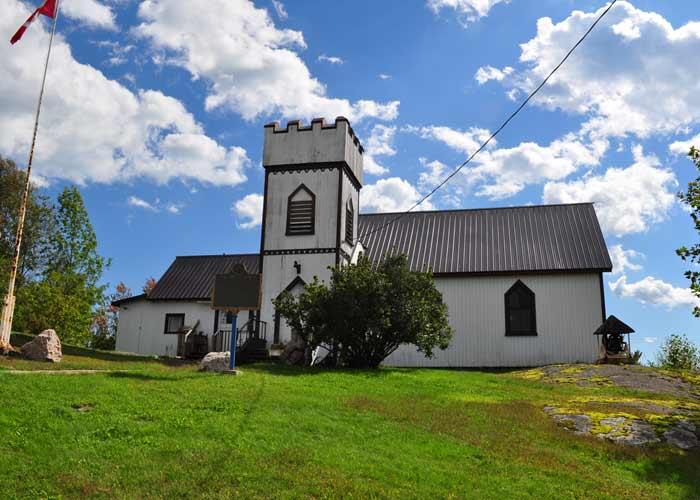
top-left (385, 273), bottom-right (600, 367)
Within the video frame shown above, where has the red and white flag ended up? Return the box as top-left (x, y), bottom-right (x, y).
top-left (10, 0), bottom-right (58, 45)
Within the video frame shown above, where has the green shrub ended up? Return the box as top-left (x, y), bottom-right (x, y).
top-left (654, 334), bottom-right (700, 371)
top-left (274, 254), bottom-right (452, 368)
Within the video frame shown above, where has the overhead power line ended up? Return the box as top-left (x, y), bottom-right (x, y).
top-left (363, 0), bottom-right (618, 237)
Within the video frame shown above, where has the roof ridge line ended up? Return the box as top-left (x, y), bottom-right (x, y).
top-left (174, 253), bottom-right (260, 259)
top-left (358, 202), bottom-right (594, 217)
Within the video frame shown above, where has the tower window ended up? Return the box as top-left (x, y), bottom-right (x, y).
top-left (345, 198), bottom-right (354, 244)
top-left (286, 184), bottom-right (315, 236)
top-left (504, 280), bottom-right (537, 336)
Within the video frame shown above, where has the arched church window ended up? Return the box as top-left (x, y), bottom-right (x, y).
top-left (345, 198), bottom-right (354, 244)
top-left (504, 280), bottom-right (537, 336)
top-left (286, 184), bottom-right (315, 236)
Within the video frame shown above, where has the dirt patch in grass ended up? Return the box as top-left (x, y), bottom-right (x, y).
top-left (71, 403), bottom-right (94, 413)
top-left (57, 473), bottom-right (113, 498)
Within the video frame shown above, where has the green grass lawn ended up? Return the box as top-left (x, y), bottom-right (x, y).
top-left (0, 346), bottom-right (698, 499)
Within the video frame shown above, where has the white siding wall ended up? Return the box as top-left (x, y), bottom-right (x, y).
top-left (263, 170), bottom-right (339, 251)
top-left (339, 169), bottom-right (360, 258)
top-left (260, 253), bottom-right (336, 343)
top-left (260, 165), bottom-right (360, 345)
top-left (385, 273), bottom-right (604, 367)
top-left (115, 300), bottom-right (216, 357)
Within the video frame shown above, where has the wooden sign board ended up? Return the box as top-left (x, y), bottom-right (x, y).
top-left (211, 273), bottom-right (262, 311)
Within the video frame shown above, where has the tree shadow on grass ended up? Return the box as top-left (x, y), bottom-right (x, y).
top-left (246, 362), bottom-right (529, 379)
top-left (245, 362), bottom-right (419, 378)
top-left (639, 450), bottom-right (700, 500)
top-left (10, 332), bottom-right (193, 367)
top-left (107, 371), bottom-right (201, 382)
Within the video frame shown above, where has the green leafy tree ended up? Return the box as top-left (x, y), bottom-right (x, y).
top-left (677, 146), bottom-right (700, 317)
top-left (91, 282), bottom-right (132, 350)
top-left (15, 187), bottom-right (109, 345)
top-left (0, 156), bottom-right (54, 297)
top-left (654, 334), bottom-right (700, 371)
top-left (15, 272), bottom-right (98, 345)
top-left (274, 254), bottom-right (452, 368)
top-left (49, 186), bottom-right (108, 289)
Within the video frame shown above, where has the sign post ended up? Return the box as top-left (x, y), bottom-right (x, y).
top-left (229, 309), bottom-right (238, 370)
top-left (211, 263), bottom-right (262, 373)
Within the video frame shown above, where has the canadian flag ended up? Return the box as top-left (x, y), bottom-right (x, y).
top-left (10, 0), bottom-right (58, 45)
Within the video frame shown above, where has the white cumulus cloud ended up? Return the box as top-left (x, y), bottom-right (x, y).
top-left (361, 178), bottom-right (435, 213)
top-left (498, 2), bottom-right (700, 139)
top-left (609, 244), bottom-right (643, 275)
top-left (0, 0), bottom-right (250, 187)
top-left (474, 65), bottom-right (513, 84)
top-left (418, 158), bottom-right (448, 189)
top-left (165, 203), bottom-right (182, 214)
top-left (544, 146), bottom-right (677, 236)
top-left (135, 0), bottom-right (399, 122)
top-left (318, 54), bottom-right (344, 65)
top-left (409, 125), bottom-right (607, 199)
top-left (609, 275), bottom-right (700, 310)
top-left (427, 0), bottom-right (510, 25)
top-left (128, 196), bottom-right (158, 211)
top-left (363, 124), bottom-right (397, 176)
top-left (271, 0), bottom-right (287, 21)
top-left (61, 0), bottom-right (117, 29)
top-left (127, 196), bottom-right (183, 214)
top-left (669, 133), bottom-right (700, 155)
top-left (233, 193), bottom-right (264, 229)
top-left (407, 125), bottom-right (492, 155)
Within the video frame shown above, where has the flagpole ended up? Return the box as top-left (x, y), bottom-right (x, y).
top-left (0, 0), bottom-right (61, 353)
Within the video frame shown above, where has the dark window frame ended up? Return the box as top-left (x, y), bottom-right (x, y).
top-left (345, 198), bottom-right (354, 244)
top-left (164, 313), bottom-right (185, 335)
top-left (286, 184), bottom-right (316, 236)
top-left (504, 280), bottom-right (537, 337)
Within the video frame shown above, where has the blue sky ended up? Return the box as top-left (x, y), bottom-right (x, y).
top-left (2, 0), bottom-right (699, 361)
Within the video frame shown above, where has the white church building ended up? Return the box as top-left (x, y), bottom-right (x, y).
top-left (113, 117), bottom-right (613, 367)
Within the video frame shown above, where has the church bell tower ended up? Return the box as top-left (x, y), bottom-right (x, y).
top-left (259, 117), bottom-right (364, 344)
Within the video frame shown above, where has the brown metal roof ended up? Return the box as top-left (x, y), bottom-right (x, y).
top-left (147, 254), bottom-right (260, 301)
top-left (357, 203), bottom-right (612, 275)
top-left (111, 293), bottom-right (147, 307)
top-left (593, 315), bottom-right (635, 336)
top-left (139, 204), bottom-right (610, 303)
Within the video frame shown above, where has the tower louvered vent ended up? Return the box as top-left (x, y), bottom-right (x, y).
top-left (345, 199), bottom-right (354, 244)
top-left (286, 184), bottom-right (315, 236)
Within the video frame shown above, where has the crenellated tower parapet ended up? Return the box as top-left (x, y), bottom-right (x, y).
top-left (263, 117), bottom-right (364, 186)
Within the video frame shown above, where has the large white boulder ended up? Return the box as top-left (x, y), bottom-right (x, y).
top-left (21, 329), bottom-right (62, 363)
top-left (199, 352), bottom-right (232, 372)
